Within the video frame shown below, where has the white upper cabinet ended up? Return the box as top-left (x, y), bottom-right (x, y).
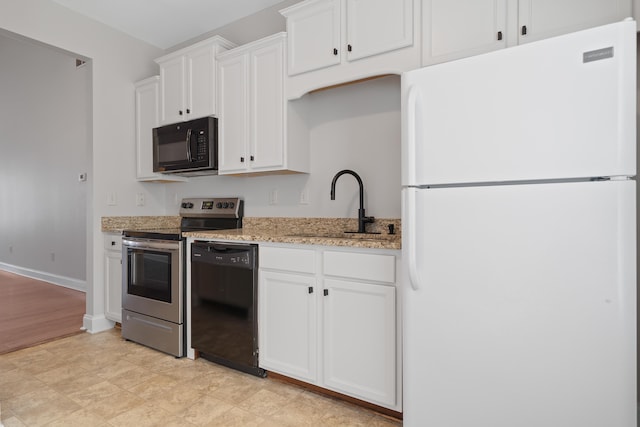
top-left (423, 0), bottom-right (508, 65)
top-left (281, 0), bottom-right (420, 99)
top-left (346, 0), bottom-right (414, 61)
top-left (134, 77), bottom-right (187, 182)
top-left (423, 0), bottom-right (632, 66)
top-left (286, 0), bottom-right (341, 76)
top-left (518, 0), bottom-right (632, 44)
top-left (156, 36), bottom-right (235, 125)
top-left (217, 33), bottom-right (309, 176)
top-left (218, 53), bottom-right (250, 173)
top-left (158, 56), bottom-right (185, 125)
top-left (251, 40), bottom-right (286, 170)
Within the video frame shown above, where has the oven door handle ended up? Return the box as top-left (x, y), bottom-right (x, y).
top-left (123, 239), bottom-right (179, 251)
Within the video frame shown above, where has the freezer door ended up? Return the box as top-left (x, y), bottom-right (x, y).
top-left (402, 180), bottom-right (636, 427)
top-left (401, 21), bottom-right (635, 187)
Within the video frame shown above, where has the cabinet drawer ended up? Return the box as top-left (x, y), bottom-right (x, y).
top-left (323, 251), bottom-right (395, 284)
top-left (104, 234), bottom-right (122, 252)
top-left (260, 246), bottom-right (316, 274)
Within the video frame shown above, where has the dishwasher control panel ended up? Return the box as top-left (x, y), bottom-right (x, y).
top-left (191, 241), bottom-right (256, 269)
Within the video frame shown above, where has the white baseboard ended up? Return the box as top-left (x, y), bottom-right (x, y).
top-left (0, 262), bottom-right (86, 292)
top-left (82, 314), bottom-right (115, 334)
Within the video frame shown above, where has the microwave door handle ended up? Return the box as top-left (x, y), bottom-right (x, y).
top-left (185, 128), bottom-right (193, 162)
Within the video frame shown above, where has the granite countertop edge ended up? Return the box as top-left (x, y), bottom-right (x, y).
top-left (182, 229), bottom-right (401, 250)
top-left (102, 216), bottom-right (402, 250)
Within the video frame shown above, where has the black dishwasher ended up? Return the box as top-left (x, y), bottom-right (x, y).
top-left (191, 241), bottom-right (265, 377)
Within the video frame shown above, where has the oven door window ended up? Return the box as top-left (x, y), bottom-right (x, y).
top-left (127, 248), bottom-right (172, 303)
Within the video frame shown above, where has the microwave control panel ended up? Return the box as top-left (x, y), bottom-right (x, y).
top-left (196, 130), bottom-right (207, 160)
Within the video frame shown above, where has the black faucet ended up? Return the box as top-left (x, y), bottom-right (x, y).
top-left (330, 169), bottom-right (374, 233)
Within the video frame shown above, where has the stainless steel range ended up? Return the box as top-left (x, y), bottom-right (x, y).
top-left (121, 197), bottom-right (243, 357)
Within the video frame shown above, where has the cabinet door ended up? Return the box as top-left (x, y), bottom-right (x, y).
top-left (186, 44), bottom-right (215, 119)
top-left (423, 0), bottom-right (507, 66)
top-left (323, 279), bottom-right (396, 407)
top-left (104, 250), bottom-right (122, 323)
top-left (259, 271), bottom-right (318, 383)
top-left (286, 0), bottom-right (341, 76)
top-left (135, 78), bottom-right (159, 180)
top-left (217, 53), bottom-right (250, 174)
top-left (250, 40), bottom-right (285, 171)
top-left (346, 0), bottom-right (414, 62)
top-left (518, 0), bottom-right (632, 44)
top-left (159, 56), bottom-right (185, 124)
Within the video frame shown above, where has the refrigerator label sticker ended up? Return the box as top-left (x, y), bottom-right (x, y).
top-left (583, 47), bottom-right (614, 63)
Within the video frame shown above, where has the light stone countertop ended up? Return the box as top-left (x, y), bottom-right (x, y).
top-left (183, 228), bottom-right (401, 250)
top-left (185, 217), bottom-right (401, 250)
top-left (101, 216), bottom-right (401, 250)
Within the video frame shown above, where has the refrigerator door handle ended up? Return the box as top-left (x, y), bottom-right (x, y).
top-left (406, 85), bottom-right (420, 185)
top-left (406, 188), bottom-right (421, 291)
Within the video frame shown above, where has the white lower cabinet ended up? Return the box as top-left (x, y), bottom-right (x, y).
top-left (323, 278), bottom-right (396, 406)
top-left (259, 270), bottom-right (318, 383)
top-left (259, 244), bottom-right (401, 411)
top-left (104, 233), bottom-right (122, 323)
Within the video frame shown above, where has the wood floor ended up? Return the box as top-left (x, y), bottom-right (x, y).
top-left (0, 269), bottom-right (85, 355)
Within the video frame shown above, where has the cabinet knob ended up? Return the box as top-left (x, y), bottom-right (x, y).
top-left (333, 48), bottom-right (338, 56)
top-left (347, 44), bottom-right (352, 52)
top-left (497, 31), bottom-right (503, 41)
top-left (308, 286), bottom-right (313, 294)
top-left (323, 289), bottom-right (329, 296)
top-left (240, 157), bottom-right (245, 163)
top-left (179, 110), bottom-right (183, 115)
top-left (186, 108), bottom-right (190, 114)
top-left (521, 25), bottom-right (527, 36)
top-left (250, 155), bottom-right (254, 161)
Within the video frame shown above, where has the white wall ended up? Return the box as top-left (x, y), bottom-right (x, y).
top-left (165, 75), bottom-right (401, 219)
top-left (169, 0), bottom-right (301, 50)
top-left (0, 0), bottom-right (164, 332)
top-left (0, 33), bottom-right (89, 289)
top-left (0, 0), bottom-right (401, 334)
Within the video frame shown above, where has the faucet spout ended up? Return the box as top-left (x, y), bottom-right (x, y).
top-left (330, 169), bottom-right (374, 233)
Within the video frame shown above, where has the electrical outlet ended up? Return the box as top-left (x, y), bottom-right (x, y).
top-left (78, 172), bottom-right (87, 182)
top-left (269, 189), bottom-right (278, 205)
top-left (136, 193), bottom-right (145, 206)
top-left (107, 192), bottom-right (117, 206)
top-left (300, 188), bottom-right (310, 205)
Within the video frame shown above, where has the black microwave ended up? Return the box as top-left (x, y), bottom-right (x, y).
top-left (153, 116), bottom-right (218, 176)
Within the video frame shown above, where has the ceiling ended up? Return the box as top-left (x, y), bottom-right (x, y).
top-left (51, 0), bottom-right (285, 49)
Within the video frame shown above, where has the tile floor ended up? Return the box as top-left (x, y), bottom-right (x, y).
top-left (0, 329), bottom-right (402, 426)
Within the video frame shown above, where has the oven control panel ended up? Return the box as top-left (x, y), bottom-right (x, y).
top-left (179, 197), bottom-right (242, 218)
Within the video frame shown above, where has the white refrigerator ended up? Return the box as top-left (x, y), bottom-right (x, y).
top-left (402, 20), bottom-right (636, 427)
